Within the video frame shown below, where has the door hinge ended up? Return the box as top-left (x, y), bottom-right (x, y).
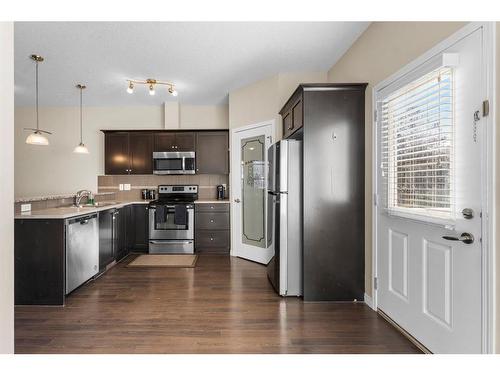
top-left (483, 100), bottom-right (490, 117)
top-left (374, 110), bottom-right (378, 122)
top-left (374, 193), bottom-right (378, 206)
top-left (374, 277), bottom-right (378, 290)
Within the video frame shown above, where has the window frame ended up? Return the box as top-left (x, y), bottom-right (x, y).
top-left (376, 54), bottom-right (457, 226)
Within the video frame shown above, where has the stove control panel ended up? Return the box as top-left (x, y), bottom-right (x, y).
top-left (158, 185), bottom-right (198, 194)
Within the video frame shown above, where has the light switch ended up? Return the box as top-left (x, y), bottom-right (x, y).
top-left (119, 184), bottom-right (124, 191)
top-left (124, 184), bottom-right (131, 191)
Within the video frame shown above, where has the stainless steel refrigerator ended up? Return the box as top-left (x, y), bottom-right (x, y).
top-left (266, 139), bottom-right (303, 296)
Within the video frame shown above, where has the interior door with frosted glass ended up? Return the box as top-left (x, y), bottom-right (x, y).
top-left (231, 123), bottom-right (274, 264)
top-left (375, 27), bottom-right (485, 353)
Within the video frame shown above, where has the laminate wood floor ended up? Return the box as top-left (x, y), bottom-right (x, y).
top-left (15, 254), bottom-right (421, 354)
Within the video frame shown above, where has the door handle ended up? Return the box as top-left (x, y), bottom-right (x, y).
top-left (234, 198), bottom-right (241, 203)
top-left (442, 232), bottom-right (474, 244)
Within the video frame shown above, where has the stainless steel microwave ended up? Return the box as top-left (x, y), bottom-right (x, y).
top-left (153, 151), bottom-right (196, 175)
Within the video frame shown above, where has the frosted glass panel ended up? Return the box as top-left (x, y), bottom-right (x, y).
top-left (241, 135), bottom-right (266, 248)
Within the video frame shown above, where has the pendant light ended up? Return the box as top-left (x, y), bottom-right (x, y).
top-left (73, 84), bottom-right (89, 154)
top-left (24, 55), bottom-right (52, 145)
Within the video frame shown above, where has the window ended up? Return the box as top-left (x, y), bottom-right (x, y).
top-left (380, 67), bottom-right (454, 220)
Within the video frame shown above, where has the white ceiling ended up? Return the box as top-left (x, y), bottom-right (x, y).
top-left (14, 22), bottom-right (369, 106)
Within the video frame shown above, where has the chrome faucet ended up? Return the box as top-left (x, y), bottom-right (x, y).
top-left (74, 190), bottom-right (92, 207)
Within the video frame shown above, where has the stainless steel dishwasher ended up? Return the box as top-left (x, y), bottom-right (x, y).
top-left (66, 213), bottom-right (99, 294)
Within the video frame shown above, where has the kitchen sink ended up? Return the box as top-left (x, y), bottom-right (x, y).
top-left (80, 201), bottom-right (120, 208)
top-left (54, 202), bottom-right (120, 210)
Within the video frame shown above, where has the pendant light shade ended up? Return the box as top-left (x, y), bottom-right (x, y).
top-left (73, 143), bottom-right (89, 154)
top-left (74, 84), bottom-right (89, 154)
top-left (26, 131), bottom-right (49, 146)
top-left (25, 55), bottom-right (52, 146)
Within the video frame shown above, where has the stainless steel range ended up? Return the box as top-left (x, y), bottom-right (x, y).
top-left (148, 185), bottom-right (198, 254)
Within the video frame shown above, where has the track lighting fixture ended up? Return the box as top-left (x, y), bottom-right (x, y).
top-left (126, 78), bottom-right (177, 97)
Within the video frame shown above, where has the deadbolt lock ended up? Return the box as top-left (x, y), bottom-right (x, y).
top-left (462, 208), bottom-right (474, 220)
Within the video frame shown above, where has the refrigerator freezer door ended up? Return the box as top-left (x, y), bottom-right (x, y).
top-left (267, 141), bottom-right (277, 193)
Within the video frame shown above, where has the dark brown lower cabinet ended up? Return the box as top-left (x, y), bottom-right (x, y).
top-left (130, 204), bottom-right (149, 252)
top-left (195, 203), bottom-right (230, 254)
top-left (99, 209), bottom-right (114, 270)
top-left (15, 219), bottom-right (66, 305)
top-left (15, 203), bottom-right (151, 305)
top-left (115, 206), bottom-right (129, 261)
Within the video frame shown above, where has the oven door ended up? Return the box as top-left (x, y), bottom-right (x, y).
top-left (149, 204), bottom-right (194, 240)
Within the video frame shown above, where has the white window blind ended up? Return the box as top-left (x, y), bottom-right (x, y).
top-left (380, 67), bottom-right (454, 220)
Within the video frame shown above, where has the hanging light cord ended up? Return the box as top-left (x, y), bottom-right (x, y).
top-left (35, 60), bottom-right (39, 132)
top-left (79, 87), bottom-right (83, 144)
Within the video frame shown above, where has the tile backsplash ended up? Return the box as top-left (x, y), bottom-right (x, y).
top-left (97, 174), bottom-right (229, 200)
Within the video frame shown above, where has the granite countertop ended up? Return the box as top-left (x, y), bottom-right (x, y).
top-left (14, 200), bottom-right (150, 220)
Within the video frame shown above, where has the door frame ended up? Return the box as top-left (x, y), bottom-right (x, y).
top-left (229, 119), bottom-right (276, 258)
top-left (371, 22), bottom-right (496, 353)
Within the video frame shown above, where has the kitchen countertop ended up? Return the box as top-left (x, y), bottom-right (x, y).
top-left (15, 191), bottom-right (115, 203)
top-left (194, 199), bottom-right (230, 204)
top-left (15, 199), bottom-right (230, 219)
top-left (14, 200), bottom-right (150, 220)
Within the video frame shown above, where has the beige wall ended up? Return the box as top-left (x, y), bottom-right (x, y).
top-left (327, 21), bottom-right (467, 298)
top-left (327, 21), bottom-right (500, 351)
top-left (229, 75), bottom-right (280, 131)
top-left (15, 104), bottom-right (228, 198)
top-left (0, 22), bottom-right (14, 354)
top-left (180, 104), bottom-right (228, 129)
top-left (228, 72), bottom-right (327, 139)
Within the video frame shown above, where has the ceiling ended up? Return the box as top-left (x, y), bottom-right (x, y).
top-left (14, 22), bottom-right (369, 107)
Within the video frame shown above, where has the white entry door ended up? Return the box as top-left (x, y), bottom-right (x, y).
top-left (231, 121), bottom-right (275, 264)
top-left (375, 27), bottom-right (486, 353)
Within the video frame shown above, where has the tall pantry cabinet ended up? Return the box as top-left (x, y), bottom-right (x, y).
top-left (281, 83), bottom-right (367, 302)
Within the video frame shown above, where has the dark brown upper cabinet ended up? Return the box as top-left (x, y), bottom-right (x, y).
top-left (104, 132), bottom-right (153, 175)
top-left (154, 132), bottom-right (195, 152)
top-left (105, 132), bottom-right (130, 175)
top-left (196, 132), bottom-right (229, 174)
top-left (129, 133), bottom-right (153, 174)
top-left (281, 91), bottom-right (303, 139)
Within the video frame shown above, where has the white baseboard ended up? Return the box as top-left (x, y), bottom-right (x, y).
top-left (364, 293), bottom-right (375, 310)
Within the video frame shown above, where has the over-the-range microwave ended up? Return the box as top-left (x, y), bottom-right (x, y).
top-left (153, 151), bottom-right (196, 175)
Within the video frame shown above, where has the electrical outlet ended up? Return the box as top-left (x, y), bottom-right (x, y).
top-left (21, 203), bottom-right (31, 212)
top-left (124, 184), bottom-right (131, 191)
top-left (119, 184), bottom-right (124, 191)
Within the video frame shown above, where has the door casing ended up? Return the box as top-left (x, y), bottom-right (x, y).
top-left (371, 22), bottom-right (496, 354)
top-left (230, 120), bottom-right (276, 259)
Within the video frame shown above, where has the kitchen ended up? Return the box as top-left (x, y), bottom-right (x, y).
top-left (3, 18), bottom-right (497, 360)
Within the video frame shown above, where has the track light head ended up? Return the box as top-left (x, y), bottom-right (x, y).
top-left (127, 81), bottom-right (134, 94)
